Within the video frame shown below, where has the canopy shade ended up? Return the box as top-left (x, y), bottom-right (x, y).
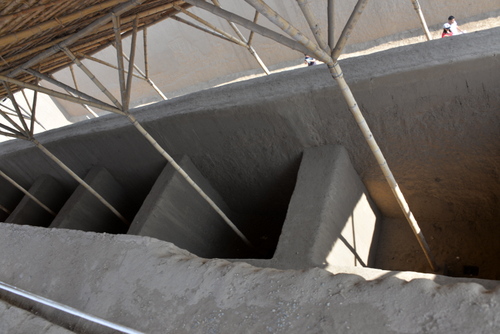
top-left (0, 0), bottom-right (192, 98)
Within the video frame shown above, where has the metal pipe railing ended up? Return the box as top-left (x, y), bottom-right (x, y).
top-left (0, 280), bottom-right (145, 334)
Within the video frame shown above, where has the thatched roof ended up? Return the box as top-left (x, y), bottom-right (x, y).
top-left (0, 0), bottom-right (191, 98)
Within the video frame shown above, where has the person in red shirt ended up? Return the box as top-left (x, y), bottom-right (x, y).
top-left (442, 23), bottom-right (453, 38)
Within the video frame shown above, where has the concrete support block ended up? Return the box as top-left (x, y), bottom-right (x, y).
top-left (128, 155), bottom-right (248, 258)
top-left (5, 174), bottom-right (68, 227)
top-left (242, 145), bottom-right (381, 271)
top-left (0, 178), bottom-right (23, 222)
top-left (49, 167), bottom-right (129, 234)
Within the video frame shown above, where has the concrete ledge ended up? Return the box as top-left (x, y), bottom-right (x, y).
top-left (49, 167), bottom-right (129, 234)
top-left (5, 174), bottom-right (67, 227)
top-left (0, 224), bottom-right (498, 334)
top-left (128, 155), bottom-right (249, 258)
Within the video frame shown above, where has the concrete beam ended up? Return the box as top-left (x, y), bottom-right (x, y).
top-left (276, 145), bottom-right (381, 269)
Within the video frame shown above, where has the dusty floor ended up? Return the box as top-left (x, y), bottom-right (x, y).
top-left (1, 224), bottom-right (499, 334)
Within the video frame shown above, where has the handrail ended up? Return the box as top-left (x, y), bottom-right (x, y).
top-left (0, 281), bottom-right (145, 334)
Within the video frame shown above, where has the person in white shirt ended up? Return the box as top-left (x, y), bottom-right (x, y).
top-left (448, 15), bottom-right (465, 35)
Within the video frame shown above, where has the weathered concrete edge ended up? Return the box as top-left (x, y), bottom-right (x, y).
top-left (1, 223), bottom-right (499, 333)
top-left (1, 223), bottom-right (498, 289)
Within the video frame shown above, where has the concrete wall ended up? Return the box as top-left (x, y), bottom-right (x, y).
top-left (1, 27), bottom-right (499, 280)
top-left (2, 27), bottom-right (498, 224)
top-left (45, 1), bottom-right (500, 121)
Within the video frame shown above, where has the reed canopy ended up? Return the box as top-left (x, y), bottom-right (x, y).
top-left (0, 0), bottom-right (192, 99)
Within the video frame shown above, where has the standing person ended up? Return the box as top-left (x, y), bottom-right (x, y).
top-left (448, 16), bottom-right (465, 35)
top-left (442, 23), bottom-right (453, 38)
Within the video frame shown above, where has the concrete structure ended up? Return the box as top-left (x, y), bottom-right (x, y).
top-left (0, 297), bottom-right (75, 334)
top-left (243, 145), bottom-right (381, 270)
top-left (0, 25), bottom-right (499, 333)
top-left (0, 177), bottom-right (23, 222)
top-left (128, 155), bottom-right (251, 259)
top-left (5, 174), bottom-right (67, 227)
top-left (49, 167), bottom-right (131, 234)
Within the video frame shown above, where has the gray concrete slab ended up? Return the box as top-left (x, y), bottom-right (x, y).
top-left (5, 174), bottom-right (68, 227)
top-left (49, 167), bottom-right (130, 234)
top-left (128, 155), bottom-right (251, 258)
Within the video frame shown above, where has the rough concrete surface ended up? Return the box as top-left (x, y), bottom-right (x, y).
top-left (5, 174), bottom-right (67, 227)
top-left (0, 299), bottom-right (76, 334)
top-left (239, 144), bottom-right (381, 271)
top-left (2, 27), bottom-right (498, 218)
top-left (128, 155), bottom-right (250, 258)
top-left (0, 224), bottom-right (499, 334)
top-left (0, 24), bottom-right (499, 333)
top-left (0, 27), bottom-right (498, 279)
